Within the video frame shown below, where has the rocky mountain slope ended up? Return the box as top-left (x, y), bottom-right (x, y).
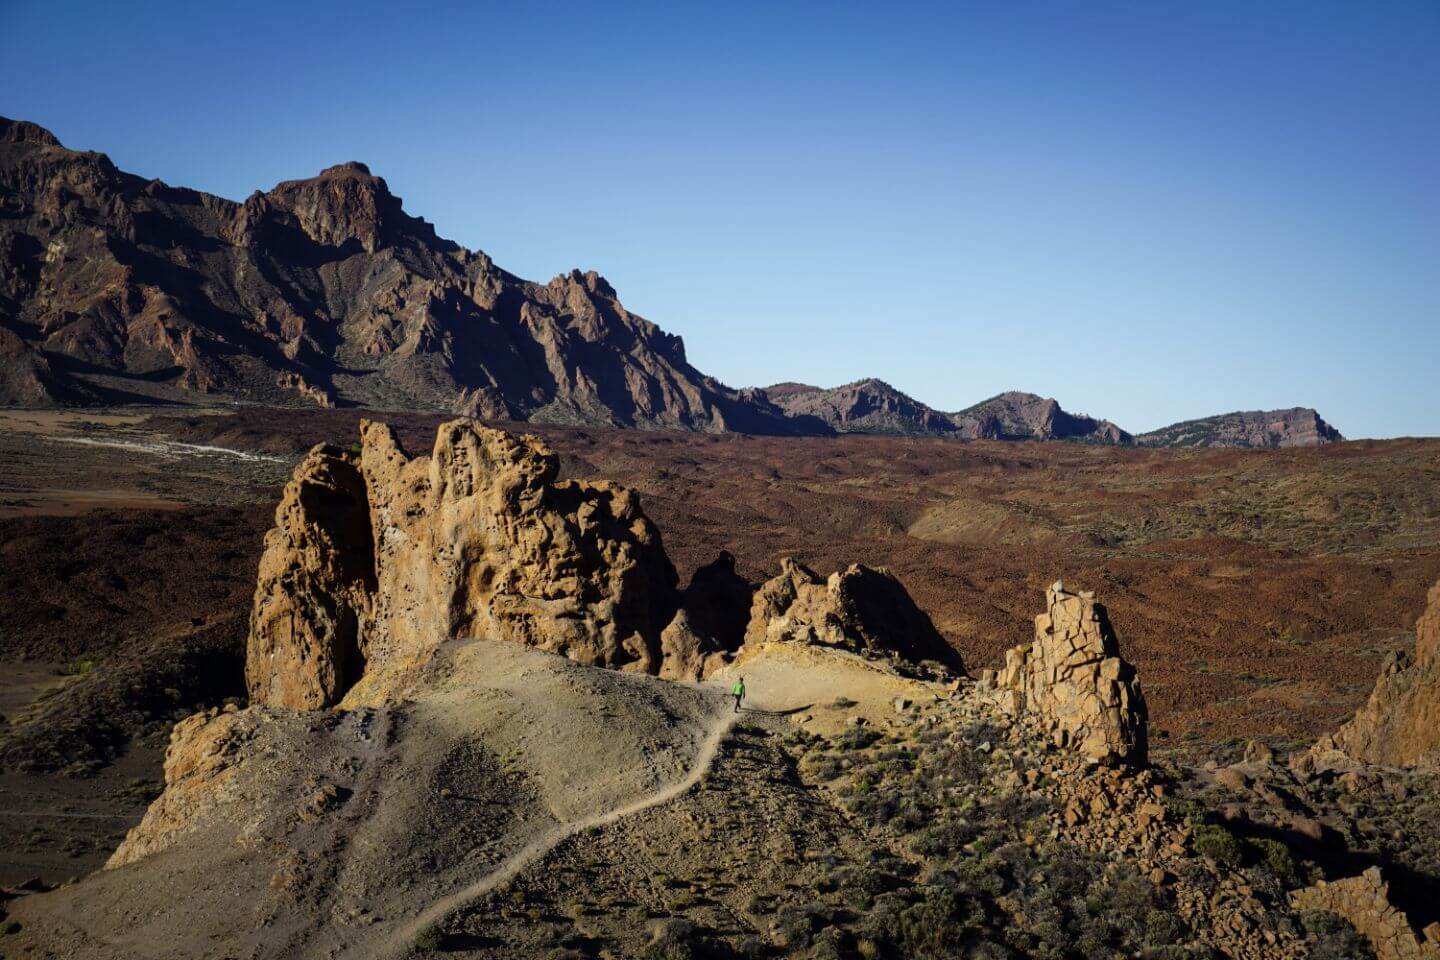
top-left (0, 118), bottom-right (796, 432)
top-left (1137, 408), bottom-right (1345, 448)
top-left (0, 117), bottom-right (1350, 446)
top-left (949, 390), bottom-right (1132, 443)
top-left (763, 378), bottom-right (959, 436)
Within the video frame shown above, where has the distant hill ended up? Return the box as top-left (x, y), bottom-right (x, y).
top-left (949, 391), bottom-right (1131, 444)
top-left (1136, 408), bottom-right (1344, 448)
top-left (763, 378), bottom-right (959, 436)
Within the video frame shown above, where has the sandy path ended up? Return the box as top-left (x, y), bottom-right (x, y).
top-left (385, 705), bottom-right (738, 953)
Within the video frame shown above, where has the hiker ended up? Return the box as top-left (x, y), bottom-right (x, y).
top-left (732, 676), bottom-right (746, 713)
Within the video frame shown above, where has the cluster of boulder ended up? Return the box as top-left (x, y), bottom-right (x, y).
top-left (978, 582), bottom-right (1148, 766)
top-left (246, 419), bottom-right (968, 710)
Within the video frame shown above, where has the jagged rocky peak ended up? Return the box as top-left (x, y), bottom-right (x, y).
top-left (979, 581), bottom-right (1148, 766)
top-left (950, 391), bottom-right (1133, 443)
top-left (246, 418), bottom-right (683, 708)
top-left (1295, 579), bottom-right (1440, 772)
top-left (765, 377), bottom-right (959, 436)
top-left (1138, 407), bottom-right (1344, 448)
top-left (0, 116), bottom-right (63, 146)
top-left (0, 118), bottom-right (798, 430)
top-left (257, 159), bottom-right (414, 253)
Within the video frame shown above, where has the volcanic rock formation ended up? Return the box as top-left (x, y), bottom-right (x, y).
top-left (983, 582), bottom-right (1148, 766)
top-left (741, 558), bottom-right (966, 674)
top-left (1298, 580), bottom-right (1440, 771)
top-left (1291, 867), bottom-right (1440, 960)
top-left (246, 418), bottom-right (680, 708)
top-left (246, 444), bottom-right (374, 710)
top-left (108, 706), bottom-right (256, 868)
top-left (1137, 407), bottom-right (1344, 448)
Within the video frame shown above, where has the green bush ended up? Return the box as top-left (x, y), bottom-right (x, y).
top-left (1249, 837), bottom-right (1298, 883)
top-left (413, 923), bottom-right (443, 952)
top-left (835, 727), bottom-right (881, 751)
top-left (67, 658), bottom-right (97, 676)
top-left (1192, 823), bottom-right (1245, 866)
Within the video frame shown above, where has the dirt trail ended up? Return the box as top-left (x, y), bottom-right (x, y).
top-left (387, 704), bottom-right (738, 953)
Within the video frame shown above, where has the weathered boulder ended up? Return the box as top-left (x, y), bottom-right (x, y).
top-left (1291, 867), bottom-right (1440, 960)
top-left (356, 419), bottom-right (677, 685)
top-left (741, 557), bottom-right (965, 674)
top-left (992, 582), bottom-right (1147, 766)
top-left (1297, 580), bottom-right (1440, 771)
top-left (658, 609), bottom-right (736, 682)
top-left (108, 708), bottom-right (255, 867)
top-left (246, 419), bottom-right (680, 707)
top-left (246, 444), bottom-right (374, 710)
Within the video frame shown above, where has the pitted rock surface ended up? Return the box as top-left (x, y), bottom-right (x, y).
top-left (107, 707), bottom-right (256, 868)
top-left (986, 583), bottom-right (1147, 766)
top-left (246, 418), bottom-right (680, 707)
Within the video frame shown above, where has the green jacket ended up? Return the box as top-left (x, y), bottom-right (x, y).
top-left (732, 682), bottom-right (745, 696)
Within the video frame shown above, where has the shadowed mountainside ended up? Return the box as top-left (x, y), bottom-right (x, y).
top-left (1, 117), bottom-right (1349, 446)
top-left (0, 118), bottom-right (799, 433)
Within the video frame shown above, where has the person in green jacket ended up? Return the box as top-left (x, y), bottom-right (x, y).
top-left (731, 677), bottom-right (746, 713)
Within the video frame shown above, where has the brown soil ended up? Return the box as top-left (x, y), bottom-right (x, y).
top-left (3, 405), bottom-right (1437, 892)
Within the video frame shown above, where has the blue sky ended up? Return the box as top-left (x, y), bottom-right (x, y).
top-left (3, 1), bottom-right (1437, 437)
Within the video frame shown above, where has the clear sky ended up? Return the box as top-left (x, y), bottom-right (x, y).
top-left (3, 1), bottom-right (1437, 437)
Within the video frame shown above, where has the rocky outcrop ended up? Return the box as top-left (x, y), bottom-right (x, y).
top-left (246, 445), bottom-right (375, 710)
top-left (982, 582), bottom-right (1147, 766)
top-left (1137, 408), bottom-right (1344, 448)
top-left (1297, 581), bottom-right (1440, 771)
top-left (108, 707), bottom-right (254, 867)
top-left (764, 378), bottom-right (959, 436)
top-left (246, 418), bottom-right (680, 708)
top-left (1291, 867), bottom-right (1440, 960)
top-left (949, 391), bottom-right (1132, 444)
top-left (658, 552), bottom-right (754, 681)
top-left (741, 558), bottom-right (965, 673)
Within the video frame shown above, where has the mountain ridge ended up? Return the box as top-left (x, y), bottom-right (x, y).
top-left (0, 117), bottom-right (1346, 446)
